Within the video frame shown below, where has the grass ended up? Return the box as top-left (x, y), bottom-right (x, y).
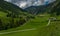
top-left (0, 15), bottom-right (49, 31)
top-left (0, 30), bottom-right (38, 36)
top-left (0, 14), bottom-right (60, 36)
top-left (0, 15), bottom-right (49, 36)
top-left (37, 21), bottom-right (60, 36)
top-left (0, 11), bottom-right (7, 17)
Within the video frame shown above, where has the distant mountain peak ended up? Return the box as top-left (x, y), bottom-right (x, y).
top-left (4, 0), bottom-right (56, 9)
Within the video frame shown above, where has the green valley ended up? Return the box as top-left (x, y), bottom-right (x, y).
top-left (0, 0), bottom-right (60, 36)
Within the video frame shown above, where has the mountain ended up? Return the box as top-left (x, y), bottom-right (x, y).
top-left (24, 0), bottom-right (60, 15)
top-left (24, 1), bottom-right (56, 15)
top-left (4, 0), bottom-right (57, 15)
top-left (0, 0), bottom-right (60, 32)
top-left (46, 0), bottom-right (60, 16)
top-left (4, 0), bottom-right (56, 9)
top-left (0, 0), bottom-right (33, 30)
top-left (0, 0), bottom-right (25, 14)
top-left (2, 0), bottom-right (60, 15)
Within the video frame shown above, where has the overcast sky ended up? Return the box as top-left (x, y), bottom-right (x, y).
top-left (4, 0), bottom-right (56, 9)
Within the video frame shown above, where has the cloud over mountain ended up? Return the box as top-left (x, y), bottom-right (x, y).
top-left (4, 0), bottom-right (56, 9)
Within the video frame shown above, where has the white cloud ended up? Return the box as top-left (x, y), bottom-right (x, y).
top-left (33, 0), bottom-right (43, 6)
top-left (4, 0), bottom-right (56, 9)
top-left (4, 0), bottom-right (11, 2)
top-left (19, 2), bottom-right (27, 8)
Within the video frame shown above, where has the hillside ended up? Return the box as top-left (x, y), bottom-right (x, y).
top-left (0, 0), bottom-right (24, 13)
top-left (24, 0), bottom-right (60, 16)
top-left (24, 1), bottom-right (56, 15)
top-left (0, 0), bottom-right (34, 30)
top-left (0, 0), bottom-right (60, 36)
top-left (46, 0), bottom-right (60, 16)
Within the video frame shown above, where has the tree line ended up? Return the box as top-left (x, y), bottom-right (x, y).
top-left (0, 12), bottom-right (35, 31)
